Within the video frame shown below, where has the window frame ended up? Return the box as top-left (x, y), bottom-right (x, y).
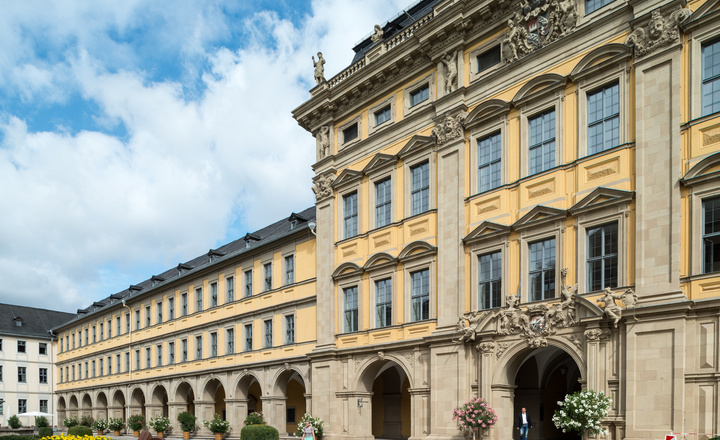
top-left (342, 285), bottom-right (360, 333)
top-left (518, 87), bottom-right (564, 178)
top-left (263, 261), bottom-right (273, 291)
top-left (226, 276), bottom-right (235, 302)
top-left (403, 73), bottom-right (435, 115)
top-left (210, 281), bottom-right (218, 307)
top-left (226, 327), bottom-right (235, 354)
top-left (374, 177), bottom-right (393, 229)
top-left (469, 37), bottom-right (505, 83)
top-left (688, 27), bottom-right (720, 119)
top-left (477, 249), bottom-right (504, 310)
top-left (285, 314), bottom-right (295, 345)
top-left (409, 161), bottom-right (431, 216)
top-left (244, 323), bottom-right (254, 351)
top-left (368, 96), bottom-right (396, 135)
top-left (586, 222), bottom-right (620, 291)
top-left (263, 319), bottom-right (273, 348)
top-left (517, 217), bottom-right (564, 303)
top-left (336, 115), bottom-right (363, 150)
top-left (245, 269), bottom-right (254, 297)
top-left (473, 128), bottom-right (504, 195)
top-left (285, 254), bottom-right (295, 285)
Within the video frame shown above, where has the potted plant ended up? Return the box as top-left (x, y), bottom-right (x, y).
top-left (63, 416), bottom-right (79, 430)
top-left (243, 412), bottom-right (265, 426)
top-left (177, 411), bottom-right (198, 439)
top-left (295, 414), bottom-right (324, 439)
top-left (80, 415), bottom-right (95, 428)
top-left (128, 414), bottom-right (146, 437)
top-left (92, 419), bottom-right (109, 436)
top-left (149, 416), bottom-right (172, 438)
top-left (452, 397), bottom-right (498, 440)
top-left (552, 389), bottom-right (611, 438)
top-left (203, 413), bottom-right (230, 440)
top-left (108, 418), bottom-right (126, 436)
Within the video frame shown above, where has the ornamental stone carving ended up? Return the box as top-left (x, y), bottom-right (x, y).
top-left (596, 287), bottom-right (638, 327)
top-left (501, 0), bottom-right (578, 63)
top-left (625, 8), bottom-right (691, 57)
top-left (585, 328), bottom-right (611, 341)
top-left (497, 342), bottom-right (510, 358)
top-left (312, 174), bottom-right (334, 201)
top-left (316, 126), bottom-right (330, 159)
top-left (371, 24), bottom-right (384, 43)
top-left (455, 311), bottom-right (486, 343)
top-left (432, 112), bottom-right (466, 146)
top-left (440, 52), bottom-right (458, 95)
top-left (477, 342), bottom-right (496, 353)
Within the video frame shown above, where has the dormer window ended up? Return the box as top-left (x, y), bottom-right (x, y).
top-left (14, 318), bottom-right (22, 327)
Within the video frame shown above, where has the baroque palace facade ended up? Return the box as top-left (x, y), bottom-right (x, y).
top-left (56, 0), bottom-right (720, 439)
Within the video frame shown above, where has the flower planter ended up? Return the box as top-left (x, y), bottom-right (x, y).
top-left (157, 432), bottom-right (164, 438)
top-left (183, 432), bottom-right (191, 439)
top-left (114, 431), bottom-right (121, 436)
top-left (214, 433), bottom-right (223, 440)
top-left (133, 431), bottom-right (140, 437)
top-left (97, 430), bottom-right (105, 436)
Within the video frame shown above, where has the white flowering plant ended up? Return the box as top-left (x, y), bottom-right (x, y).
top-left (452, 397), bottom-right (498, 435)
top-left (552, 389), bottom-right (611, 436)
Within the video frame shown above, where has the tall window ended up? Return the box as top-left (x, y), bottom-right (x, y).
top-left (479, 251), bottom-right (502, 309)
top-left (343, 192), bottom-right (358, 238)
top-left (40, 400), bottom-right (48, 414)
top-left (227, 328), bottom-right (235, 354)
top-left (145, 305), bottom-right (151, 327)
top-left (157, 300), bottom-right (163, 323)
top-left (117, 316), bottom-right (121, 336)
top-left (703, 39), bottom-right (720, 116)
top-left (17, 340), bottom-right (26, 353)
top-left (145, 348), bottom-right (151, 368)
top-left (18, 399), bottom-right (27, 414)
top-left (344, 286), bottom-right (359, 332)
top-left (85, 328), bottom-right (88, 345)
top-left (39, 342), bottom-right (47, 355)
top-left (587, 83), bottom-right (619, 154)
top-left (264, 263), bottom-right (273, 291)
top-left (106, 320), bottom-right (111, 338)
top-left (135, 350), bottom-right (140, 370)
top-left (126, 313), bottom-right (130, 333)
top-left (375, 278), bottom-right (392, 328)
top-left (587, 223), bottom-right (618, 291)
top-left (182, 293), bottom-right (188, 316)
top-left (478, 132), bottom-right (502, 193)
top-left (210, 332), bottom-right (218, 357)
top-left (264, 320), bottom-right (273, 348)
top-left (39, 367), bottom-right (48, 383)
top-left (99, 359), bottom-right (103, 376)
top-left (375, 178), bottom-right (392, 228)
top-left (245, 324), bottom-right (253, 351)
top-left (227, 277), bottom-right (235, 302)
top-left (117, 354), bottom-right (121, 373)
top-left (245, 270), bottom-right (253, 297)
top-left (285, 255), bottom-right (295, 285)
top-left (125, 353), bottom-right (130, 372)
top-left (528, 110), bottom-right (556, 175)
top-left (182, 339), bottom-right (188, 362)
top-left (529, 238), bottom-right (556, 301)
top-left (99, 323), bottom-right (104, 341)
top-left (410, 269), bottom-right (430, 322)
top-left (585, 0), bottom-right (612, 14)
top-left (196, 287), bottom-right (203, 312)
top-left (210, 282), bottom-right (218, 307)
top-left (195, 335), bottom-right (203, 360)
top-left (410, 162), bottom-right (430, 215)
top-left (375, 105), bottom-right (391, 126)
top-left (168, 342), bottom-right (175, 364)
top-left (107, 356), bottom-right (112, 375)
top-left (59, 367), bottom-right (62, 382)
top-left (410, 84), bottom-right (430, 107)
top-left (92, 325), bottom-right (96, 343)
top-left (285, 315), bottom-right (295, 344)
top-left (168, 298), bottom-right (174, 320)
top-left (704, 197), bottom-right (720, 273)
top-left (157, 344), bottom-right (163, 366)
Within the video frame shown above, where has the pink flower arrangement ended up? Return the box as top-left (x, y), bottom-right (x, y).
top-left (452, 397), bottom-right (498, 434)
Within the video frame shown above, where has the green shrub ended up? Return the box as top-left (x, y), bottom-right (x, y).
top-left (79, 415), bottom-right (94, 428)
top-left (128, 414), bottom-right (145, 431)
top-left (0, 436), bottom-right (36, 440)
top-left (240, 425), bottom-right (279, 440)
top-left (177, 412), bottom-right (197, 432)
top-left (68, 426), bottom-right (93, 436)
top-left (8, 415), bottom-right (22, 429)
top-left (243, 412), bottom-right (265, 426)
top-left (38, 427), bottom-right (53, 438)
top-left (34, 417), bottom-right (49, 428)
top-left (63, 416), bottom-right (79, 428)
top-left (108, 418), bottom-right (126, 431)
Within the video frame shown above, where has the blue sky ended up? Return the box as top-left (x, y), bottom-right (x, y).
top-left (0, 0), bottom-right (409, 312)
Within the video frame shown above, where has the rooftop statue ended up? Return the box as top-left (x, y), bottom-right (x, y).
top-left (312, 52), bottom-right (326, 85)
top-left (371, 24), bottom-right (384, 43)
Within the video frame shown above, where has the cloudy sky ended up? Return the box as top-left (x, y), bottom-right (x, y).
top-left (0, 0), bottom-right (410, 312)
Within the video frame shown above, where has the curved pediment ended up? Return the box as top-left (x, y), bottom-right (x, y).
top-left (363, 252), bottom-right (398, 271)
top-left (681, 152), bottom-right (720, 186)
top-left (331, 262), bottom-right (362, 280)
top-left (513, 74), bottom-right (567, 105)
top-left (398, 241), bottom-right (437, 261)
top-left (465, 99), bottom-right (511, 128)
top-left (570, 44), bottom-right (632, 79)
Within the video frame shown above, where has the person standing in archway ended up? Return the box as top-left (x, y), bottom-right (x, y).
top-left (302, 420), bottom-right (316, 440)
top-left (516, 407), bottom-right (533, 440)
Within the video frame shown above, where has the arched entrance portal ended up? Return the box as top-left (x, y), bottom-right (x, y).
top-left (130, 388), bottom-right (146, 420)
top-left (111, 390), bottom-right (126, 421)
top-left (96, 392), bottom-right (109, 421)
top-left (151, 385), bottom-right (169, 418)
top-left (360, 360), bottom-right (411, 440)
top-left (203, 379), bottom-right (226, 420)
top-left (175, 382), bottom-right (195, 415)
top-left (513, 346), bottom-right (581, 440)
top-left (274, 370), bottom-right (307, 435)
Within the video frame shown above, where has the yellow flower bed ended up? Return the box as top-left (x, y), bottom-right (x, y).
top-left (41, 435), bottom-right (112, 440)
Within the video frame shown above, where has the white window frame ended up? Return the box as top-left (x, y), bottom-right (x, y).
top-left (336, 182), bottom-right (363, 240)
top-left (469, 36), bottom-right (505, 83)
top-left (284, 314), bottom-right (296, 344)
top-left (468, 236), bottom-right (509, 310)
top-left (402, 255), bottom-right (435, 323)
top-left (370, 170), bottom-right (394, 230)
top-left (470, 119), bottom-right (507, 196)
top-left (689, 28), bottom-right (720, 119)
top-left (518, 90), bottom-right (564, 178)
top-left (284, 253), bottom-right (295, 285)
top-left (371, 271), bottom-right (395, 328)
top-left (404, 73), bottom-right (435, 115)
top-left (368, 96), bottom-right (396, 135)
top-left (575, 206), bottom-right (629, 293)
top-left (517, 221), bottom-right (565, 303)
top-left (337, 275), bottom-right (362, 334)
top-left (336, 115), bottom-right (363, 150)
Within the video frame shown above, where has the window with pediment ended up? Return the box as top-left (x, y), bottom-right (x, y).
top-left (464, 221), bottom-right (511, 310)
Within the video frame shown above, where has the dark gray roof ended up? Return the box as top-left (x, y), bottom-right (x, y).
top-left (350, 0), bottom-right (444, 64)
top-left (55, 206), bottom-right (316, 329)
top-left (0, 303), bottom-right (75, 339)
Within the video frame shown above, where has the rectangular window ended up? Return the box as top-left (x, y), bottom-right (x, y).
top-left (99, 359), bottom-right (103, 376)
top-left (144, 348), bottom-right (150, 369)
top-left (245, 270), bottom-right (253, 297)
top-left (72, 365), bottom-right (75, 381)
top-left (343, 192), bottom-right (358, 238)
top-left (135, 310), bottom-right (140, 330)
top-left (343, 286), bottom-right (359, 333)
top-left (126, 313), bottom-right (130, 333)
top-left (39, 367), bottom-right (48, 383)
top-left (410, 269), bottom-right (430, 322)
top-left (285, 255), bottom-right (295, 285)
top-left (587, 222), bottom-right (619, 291)
top-left (85, 328), bottom-right (88, 345)
top-left (703, 197), bottom-right (720, 273)
top-left (343, 123), bottom-right (358, 143)
top-left (285, 315), bottom-right (295, 344)
top-left (107, 356), bottom-right (111, 375)
top-left (182, 293), bottom-right (188, 316)
top-left (479, 251), bottom-right (502, 309)
top-left (146, 305), bottom-right (151, 327)
top-left (264, 320), bottom-right (273, 348)
top-left (99, 323), bottom-right (104, 341)
top-left (196, 335), bottom-right (202, 360)
top-left (17, 340), bottom-right (26, 353)
top-left (529, 238), bottom-right (556, 301)
top-left (227, 277), bottom-right (235, 302)
top-left (211, 282), bottom-right (218, 307)
top-left (39, 342), bottom-right (47, 355)
top-left (91, 360), bottom-right (96, 377)
top-left (40, 400), bottom-right (48, 414)
top-left (703, 39), bottom-right (720, 116)
top-left (245, 324), bottom-right (253, 351)
top-left (264, 263), bottom-right (273, 291)
top-left (157, 301), bottom-right (163, 323)
top-left (585, 0), bottom-right (613, 14)
top-left (477, 45), bottom-right (501, 73)
top-left (210, 332), bottom-right (218, 357)
top-left (410, 162), bottom-right (430, 215)
top-left (0, 401), bottom-right (3, 414)
top-left (117, 317), bottom-right (121, 337)
top-left (107, 320), bottom-right (111, 338)
top-left (92, 325), bottom-right (96, 343)
top-left (375, 278), bottom-right (392, 328)
top-left (168, 298), bottom-right (175, 320)
top-left (196, 287), bottom-right (203, 312)
top-left (182, 339), bottom-right (188, 362)
top-left (135, 350), bottom-right (140, 370)
top-left (528, 110), bottom-right (556, 175)
top-left (59, 367), bottom-right (62, 383)
top-left (375, 178), bottom-right (392, 228)
top-left (157, 344), bottom-right (163, 366)
top-left (72, 333), bottom-right (75, 349)
top-left (227, 328), bottom-right (235, 354)
top-left (117, 354), bottom-right (121, 373)
top-left (587, 83), bottom-right (619, 155)
top-left (478, 131), bottom-right (502, 193)
top-left (375, 105), bottom-right (391, 126)
top-left (18, 399), bottom-right (27, 414)
top-left (85, 362), bottom-right (89, 379)
top-left (169, 342), bottom-right (175, 364)
top-left (125, 353), bottom-right (130, 372)
top-left (410, 84), bottom-right (430, 107)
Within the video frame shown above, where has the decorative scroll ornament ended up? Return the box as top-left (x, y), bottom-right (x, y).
top-left (625, 8), bottom-right (691, 57)
top-left (455, 311), bottom-right (486, 343)
top-left (432, 112), bottom-right (466, 146)
top-left (496, 342), bottom-right (510, 358)
top-left (501, 0), bottom-right (578, 63)
top-left (584, 328), bottom-right (611, 341)
top-left (596, 287), bottom-right (638, 328)
top-left (316, 126), bottom-right (330, 159)
top-left (477, 341), bottom-right (496, 353)
top-left (312, 174), bottom-right (334, 201)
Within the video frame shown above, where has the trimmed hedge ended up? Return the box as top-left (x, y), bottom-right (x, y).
top-left (0, 436), bottom-right (36, 440)
top-left (240, 425), bottom-right (279, 440)
top-left (38, 427), bottom-right (53, 438)
top-left (68, 426), bottom-right (93, 436)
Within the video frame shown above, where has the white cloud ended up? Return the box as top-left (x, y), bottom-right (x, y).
top-left (0, 0), bottom-right (410, 312)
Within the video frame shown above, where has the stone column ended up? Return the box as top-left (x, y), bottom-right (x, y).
top-left (167, 401), bottom-right (186, 434)
top-left (490, 384), bottom-right (515, 440)
top-left (408, 388), bottom-right (431, 440)
top-left (262, 396), bottom-right (287, 435)
top-left (303, 393), bottom-right (312, 417)
top-left (194, 400), bottom-right (214, 435)
top-left (312, 174), bottom-right (337, 350)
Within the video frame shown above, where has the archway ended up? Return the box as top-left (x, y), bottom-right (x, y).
top-left (57, 396), bottom-right (67, 428)
top-left (151, 385), bottom-right (169, 418)
top-left (130, 388), bottom-right (146, 420)
top-left (237, 375), bottom-right (263, 417)
top-left (81, 394), bottom-right (93, 419)
top-left (96, 392), bottom-right (109, 421)
top-left (68, 395), bottom-right (79, 418)
top-left (359, 360), bottom-right (411, 440)
top-left (111, 390), bottom-right (126, 421)
top-left (175, 382), bottom-right (195, 415)
top-left (512, 346), bottom-right (582, 440)
top-left (273, 370), bottom-right (307, 435)
top-left (203, 379), bottom-right (226, 420)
